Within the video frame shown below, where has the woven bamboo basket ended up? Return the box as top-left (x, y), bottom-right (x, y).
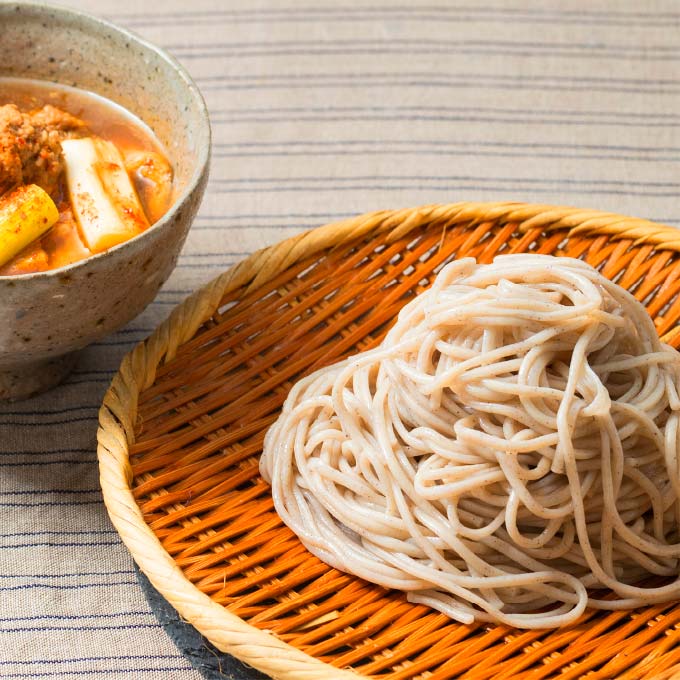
top-left (97, 202), bottom-right (680, 680)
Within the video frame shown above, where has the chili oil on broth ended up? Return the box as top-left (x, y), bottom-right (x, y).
top-left (0, 77), bottom-right (174, 276)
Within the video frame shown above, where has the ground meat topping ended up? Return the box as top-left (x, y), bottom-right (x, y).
top-left (0, 104), bottom-right (87, 197)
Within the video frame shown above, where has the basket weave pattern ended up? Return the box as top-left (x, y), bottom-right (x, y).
top-left (98, 202), bottom-right (680, 680)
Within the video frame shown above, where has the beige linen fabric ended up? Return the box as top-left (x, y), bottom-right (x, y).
top-left (2, 0), bottom-right (680, 677)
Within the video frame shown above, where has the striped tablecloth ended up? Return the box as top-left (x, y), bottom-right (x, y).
top-left (2, 1), bottom-right (680, 678)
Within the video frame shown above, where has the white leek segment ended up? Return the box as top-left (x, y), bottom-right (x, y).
top-left (61, 137), bottom-right (149, 253)
top-left (0, 184), bottom-right (59, 268)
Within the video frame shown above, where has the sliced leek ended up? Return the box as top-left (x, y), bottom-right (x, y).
top-left (61, 137), bottom-right (149, 253)
top-left (0, 184), bottom-right (59, 268)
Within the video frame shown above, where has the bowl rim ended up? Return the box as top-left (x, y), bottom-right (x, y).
top-left (0, 0), bottom-right (212, 281)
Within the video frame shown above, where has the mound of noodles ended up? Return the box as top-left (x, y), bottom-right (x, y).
top-left (260, 254), bottom-right (680, 628)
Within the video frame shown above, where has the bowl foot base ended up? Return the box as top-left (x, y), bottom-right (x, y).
top-left (0, 352), bottom-right (80, 401)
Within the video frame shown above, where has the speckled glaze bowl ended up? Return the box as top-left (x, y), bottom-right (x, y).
top-left (0, 3), bottom-right (211, 400)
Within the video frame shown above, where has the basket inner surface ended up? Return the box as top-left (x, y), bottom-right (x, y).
top-left (129, 215), bottom-right (680, 680)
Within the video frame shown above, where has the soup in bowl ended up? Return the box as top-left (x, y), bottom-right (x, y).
top-left (0, 78), bottom-right (175, 275)
top-left (0, 3), bottom-right (210, 400)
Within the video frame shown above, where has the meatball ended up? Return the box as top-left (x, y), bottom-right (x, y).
top-left (0, 104), bottom-right (87, 197)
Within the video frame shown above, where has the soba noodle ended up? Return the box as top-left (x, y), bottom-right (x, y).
top-left (260, 254), bottom-right (680, 628)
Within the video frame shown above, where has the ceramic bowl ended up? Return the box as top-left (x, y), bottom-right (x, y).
top-left (0, 2), bottom-right (211, 400)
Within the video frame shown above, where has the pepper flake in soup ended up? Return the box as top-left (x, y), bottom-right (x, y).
top-left (0, 78), bottom-right (173, 275)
